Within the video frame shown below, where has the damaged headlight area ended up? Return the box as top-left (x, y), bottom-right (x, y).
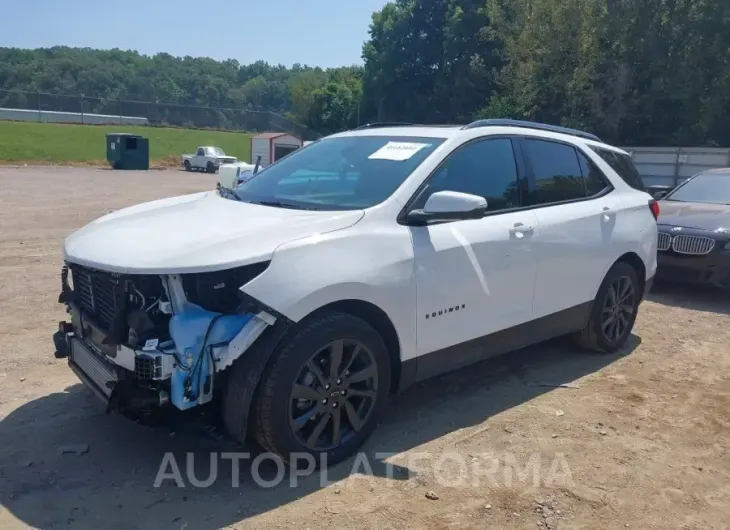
top-left (57, 261), bottom-right (276, 414)
top-left (180, 262), bottom-right (270, 314)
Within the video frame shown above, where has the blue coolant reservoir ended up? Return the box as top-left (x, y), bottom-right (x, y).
top-left (169, 304), bottom-right (254, 410)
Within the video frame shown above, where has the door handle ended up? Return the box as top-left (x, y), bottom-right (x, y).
top-left (602, 206), bottom-right (615, 221)
top-left (509, 223), bottom-right (535, 235)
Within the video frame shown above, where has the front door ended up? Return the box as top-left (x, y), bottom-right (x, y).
top-left (410, 137), bottom-right (540, 359)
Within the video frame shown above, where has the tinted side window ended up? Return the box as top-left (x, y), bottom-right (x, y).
top-left (415, 138), bottom-right (519, 212)
top-left (592, 148), bottom-right (646, 191)
top-left (522, 139), bottom-right (585, 205)
top-left (578, 152), bottom-right (610, 196)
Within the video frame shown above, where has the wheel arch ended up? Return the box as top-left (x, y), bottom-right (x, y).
top-left (226, 298), bottom-right (404, 445)
top-left (592, 251), bottom-right (648, 302)
top-left (614, 251), bottom-right (647, 296)
top-left (299, 299), bottom-right (403, 395)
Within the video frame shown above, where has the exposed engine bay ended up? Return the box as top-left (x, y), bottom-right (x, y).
top-left (56, 261), bottom-right (276, 415)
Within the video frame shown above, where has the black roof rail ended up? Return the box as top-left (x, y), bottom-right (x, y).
top-left (462, 119), bottom-right (601, 142)
top-left (353, 122), bottom-right (415, 130)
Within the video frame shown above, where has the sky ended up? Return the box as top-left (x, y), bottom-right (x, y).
top-left (1, 0), bottom-right (390, 68)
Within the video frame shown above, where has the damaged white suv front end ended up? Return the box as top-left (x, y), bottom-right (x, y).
top-left (54, 186), bottom-right (366, 416)
top-left (58, 266), bottom-right (276, 412)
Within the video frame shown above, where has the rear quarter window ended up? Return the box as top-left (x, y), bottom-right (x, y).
top-left (591, 147), bottom-right (646, 192)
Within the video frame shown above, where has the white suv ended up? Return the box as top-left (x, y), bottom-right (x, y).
top-left (55, 119), bottom-right (658, 466)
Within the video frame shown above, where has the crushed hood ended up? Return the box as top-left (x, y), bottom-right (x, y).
top-left (657, 200), bottom-right (730, 232)
top-left (64, 191), bottom-right (364, 274)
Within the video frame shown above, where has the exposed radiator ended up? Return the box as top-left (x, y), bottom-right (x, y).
top-left (69, 337), bottom-right (118, 397)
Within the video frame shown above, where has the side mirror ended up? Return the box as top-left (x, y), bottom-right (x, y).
top-left (406, 191), bottom-right (488, 224)
top-left (647, 184), bottom-right (673, 200)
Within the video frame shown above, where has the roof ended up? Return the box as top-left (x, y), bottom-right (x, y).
top-left (329, 123), bottom-right (621, 151)
top-left (253, 132), bottom-right (290, 140)
top-left (330, 126), bottom-right (460, 139)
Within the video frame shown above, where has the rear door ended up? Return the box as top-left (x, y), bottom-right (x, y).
top-left (516, 137), bottom-right (620, 319)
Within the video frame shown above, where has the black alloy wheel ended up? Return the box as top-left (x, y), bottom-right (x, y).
top-left (289, 338), bottom-right (378, 451)
top-left (600, 275), bottom-right (636, 343)
top-left (232, 311), bottom-right (391, 467)
top-left (573, 261), bottom-right (641, 353)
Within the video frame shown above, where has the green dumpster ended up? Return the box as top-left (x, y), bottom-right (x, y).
top-left (106, 133), bottom-right (150, 170)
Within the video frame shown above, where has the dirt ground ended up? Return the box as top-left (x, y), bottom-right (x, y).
top-left (0, 167), bottom-right (728, 530)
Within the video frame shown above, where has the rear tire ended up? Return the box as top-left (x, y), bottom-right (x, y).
top-left (245, 311), bottom-right (391, 467)
top-left (573, 261), bottom-right (641, 353)
top-left (184, 160), bottom-right (191, 172)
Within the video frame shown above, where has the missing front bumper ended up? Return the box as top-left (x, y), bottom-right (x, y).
top-left (66, 334), bottom-right (169, 412)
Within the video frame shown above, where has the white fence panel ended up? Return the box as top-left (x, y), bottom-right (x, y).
top-left (622, 146), bottom-right (730, 186)
top-left (0, 107), bottom-right (148, 126)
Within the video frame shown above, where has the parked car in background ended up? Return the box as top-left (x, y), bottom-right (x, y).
top-left (55, 119), bottom-right (658, 468)
top-left (217, 161), bottom-right (257, 189)
top-left (654, 168), bottom-right (730, 288)
top-left (181, 146), bottom-right (237, 173)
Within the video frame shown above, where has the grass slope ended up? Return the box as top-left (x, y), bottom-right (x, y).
top-left (0, 121), bottom-right (252, 165)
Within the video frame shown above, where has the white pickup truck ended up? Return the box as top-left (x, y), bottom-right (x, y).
top-left (181, 146), bottom-right (237, 173)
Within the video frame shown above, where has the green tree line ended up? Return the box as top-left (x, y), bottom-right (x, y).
top-left (1, 0), bottom-right (729, 145)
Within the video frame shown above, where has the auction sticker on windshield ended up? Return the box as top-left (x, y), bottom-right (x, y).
top-left (368, 142), bottom-right (431, 161)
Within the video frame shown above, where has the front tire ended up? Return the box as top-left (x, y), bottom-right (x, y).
top-left (573, 261), bottom-right (641, 353)
top-left (246, 312), bottom-right (391, 467)
top-left (206, 161), bottom-right (216, 173)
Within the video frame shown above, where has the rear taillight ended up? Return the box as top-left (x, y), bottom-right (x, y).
top-left (649, 199), bottom-right (660, 220)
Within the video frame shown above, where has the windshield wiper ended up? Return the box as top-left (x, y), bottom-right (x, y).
top-left (250, 199), bottom-right (295, 208)
top-left (247, 199), bottom-right (314, 210)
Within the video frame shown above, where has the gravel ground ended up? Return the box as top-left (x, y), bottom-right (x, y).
top-left (0, 167), bottom-right (728, 530)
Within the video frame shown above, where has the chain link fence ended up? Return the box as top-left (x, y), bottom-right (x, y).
top-left (0, 89), bottom-right (321, 140)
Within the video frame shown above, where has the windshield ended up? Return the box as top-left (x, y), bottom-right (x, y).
top-left (232, 135), bottom-right (445, 210)
top-left (211, 147), bottom-right (226, 156)
top-left (665, 172), bottom-right (730, 204)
